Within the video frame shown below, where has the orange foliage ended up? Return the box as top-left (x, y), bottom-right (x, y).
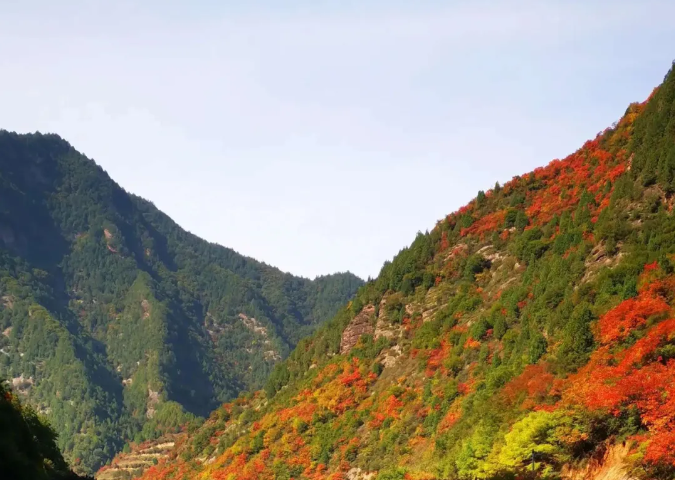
top-left (277, 402), bottom-right (317, 424)
top-left (566, 310), bottom-right (675, 466)
top-left (134, 73), bottom-right (670, 480)
top-left (424, 340), bottom-right (452, 377)
top-left (440, 231), bottom-right (450, 251)
top-left (644, 260), bottom-right (659, 272)
top-left (368, 412), bottom-right (387, 428)
top-left (460, 210), bottom-right (507, 238)
top-left (384, 394), bottom-right (404, 419)
top-left (501, 364), bottom-right (555, 410)
top-left (500, 131), bottom-right (633, 227)
top-left (457, 380), bottom-right (474, 396)
top-left (597, 285), bottom-right (670, 344)
top-left (438, 410), bottom-right (461, 432)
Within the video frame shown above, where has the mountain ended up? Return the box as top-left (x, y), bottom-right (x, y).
top-left (125, 62), bottom-right (675, 480)
top-left (0, 133), bottom-right (363, 474)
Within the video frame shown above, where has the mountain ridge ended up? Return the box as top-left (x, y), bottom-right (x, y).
top-left (122, 62), bottom-right (675, 480)
top-left (0, 131), bottom-right (363, 473)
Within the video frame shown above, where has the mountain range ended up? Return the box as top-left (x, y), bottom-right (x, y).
top-left (0, 133), bottom-right (362, 474)
top-left (96, 62), bottom-right (675, 480)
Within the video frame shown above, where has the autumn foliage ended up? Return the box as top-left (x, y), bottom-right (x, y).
top-left (596, 278), bottom-right (671, 344)
top-left (565, 276), bottom-right (675, 466)
top-left (127, 65), bottom-right (675, 480)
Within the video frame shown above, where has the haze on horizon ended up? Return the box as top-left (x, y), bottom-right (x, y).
top-left (1, 0), bottom-right (674, 280)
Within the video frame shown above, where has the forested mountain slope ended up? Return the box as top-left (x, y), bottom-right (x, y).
top-left (0, 133), bottom-right (363, 473)
top-left (132, 63), bottom-right (675, 480)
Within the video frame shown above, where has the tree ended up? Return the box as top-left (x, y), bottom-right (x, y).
top-left (556, 304), bottom-right (594, 372)
top-left (498, 411), bottom-right (569, 477)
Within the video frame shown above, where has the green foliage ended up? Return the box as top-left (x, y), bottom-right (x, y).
top-left (8, 63), bottom-right (675, 480)
top-left (117, 62), bottom-right (675, 480)
top-left (351, 335), bottom-right (390, 362)
top-left (138, 401), bottom-right (201, 442)
top-left (464, 254), bottom-right (491, 281)
top-left (377, 231), bottom-right (434, 293)
top-left (511, 228), bottom-right (549, 262)
top-left (0, 381), bottom-right (91, 480)
top-left (630, 62), bottom-right (675, 190)
top-left (375, 468), bottom-right (407, 480)
top-left (0, 131), bottom-right (363, 472)
top-left (498, 411), bottom-right (571, 478)
top-left (455, 421), bottom-right (501, 479)
top-left (556, 304), bottom-right (595, 372)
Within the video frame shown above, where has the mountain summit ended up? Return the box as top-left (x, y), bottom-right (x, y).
top-left (123, 63), bottom-right (675, 480)
top-left (0, 133), bottom-right (363, 473)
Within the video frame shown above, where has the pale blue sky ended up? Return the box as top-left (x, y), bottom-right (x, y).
top-left (1, 1), bottom-right (674, 279)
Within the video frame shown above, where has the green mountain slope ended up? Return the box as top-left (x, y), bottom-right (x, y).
top-left (0, 133), bottom-right (363, 473)
top-left (132, 63), bottom-right (675, 480)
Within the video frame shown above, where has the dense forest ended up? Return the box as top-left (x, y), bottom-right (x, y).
top-left (124, 62), bottom-right (675, 480)
top-left (0, 133), bottom-right (363, 474)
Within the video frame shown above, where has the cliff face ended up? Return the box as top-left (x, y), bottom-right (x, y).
top-left (340, 305), bottom-right (376, 354)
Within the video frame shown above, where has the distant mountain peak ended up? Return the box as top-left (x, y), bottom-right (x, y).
top-left (0, 130), bottom-right (362, 473)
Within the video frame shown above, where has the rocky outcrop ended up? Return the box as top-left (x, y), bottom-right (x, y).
top-left (239, 313), bottom-right (268, 336)
top-left (340, 305), bottom-right (376, 354)
top-left (12, 375), bottom-right (34, 395)
top-left (381, 344), bottom-right (402, 368)
top-left (1, 295), bottom-right (14, 309)
top-left (141, 299), bottom-right (151, 319)
top-left (346, 468), bottom-right (376, 480)
top-left (374, 298), bottom-right (398, 340)
top-left (103, 228), bottom-right (119, 253)
top-left (146, 388), bottom-right (160, 419)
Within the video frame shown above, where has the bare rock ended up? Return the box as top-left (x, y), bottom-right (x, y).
top-left (381, 345), bottom-right (402, 368)
top-left (146, 388), bottom-right (160, 419)
top-left (1, 296), bottom-right (14, 310)
top-left (141, 299), bottom-right (151, 319)
top-left (12, 375), bottom-right (34, 394)
top-left (340, 305), bottom-right (376, 354)
top-left (239, 313), bottom-right (269, 337)
top-left (347, 468), bottom-right (377, 480)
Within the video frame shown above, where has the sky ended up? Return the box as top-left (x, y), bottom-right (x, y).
top-left (0, 0), bottom-right (674, 280)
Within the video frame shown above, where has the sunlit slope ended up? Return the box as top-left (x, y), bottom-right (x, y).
top-left (131, 63), bottom-right (675, 480)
